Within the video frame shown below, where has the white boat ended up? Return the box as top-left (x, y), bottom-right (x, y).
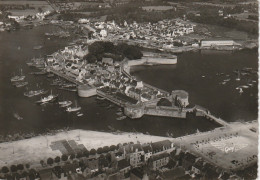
top-left (11, 69), bottom-right (25, 82)
top-left (33, 45), bottom-right (43, 50)
top-left (241, 85), bottom-right (249, 89)
top-left (36, 90), bottom-right (58, 104)
top-left (77, 113), bottom-right (83, 117)
top-left (236, 71), bottom-right (241, 81)
top-left (59, 101), bottom-right (72, 107)
top-left (66, 101), bottom-right (81, 112)
top-left (223, 79), bottom-right (230, 82)
top-left (13, 81), bottom-right (28, 88)
top-left (24, 89), bottom-right (48, 97)
top-left (13, 113), bottom-right (23, 120)
top-left (116, 116), bottom-right (127, 121)
top-left (66, 106), bottom-right (81, 112)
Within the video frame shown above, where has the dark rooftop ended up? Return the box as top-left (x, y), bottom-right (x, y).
top-left (118, 159), bottom-right (130, 170)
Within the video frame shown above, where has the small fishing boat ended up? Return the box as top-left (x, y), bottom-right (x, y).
top-left (13, 113), bottom-right (23, 120)
top-left (235, 70), bottom-right (241, 81)
top-left (62, 83), bottom-right (76, 88)
top-left (11, 69), bottom-right (25, 82)
top-left (240, 85), bottom-right (249, 89)
top-left (36, 90), bottom-right (58, 104)
top-left (96, 96), bottom-right (105, 100)
top-left (13, 81), bottom-right (28, 88)
top-left (223, 79), bottom-right (230, 82)
top-left (116, 116), bottom-right (127, 121)
top-left (66, 101), bottom-right (81, 112)
top-left (59, 100), bottom-right (72, 108)
top-left (116, 112), bottom-right (123, 116)
top-left (77, 113), bottom-right (83, 117)
top-left (33, 45), bottom-right (43, 50)
top-left (58, 87), bottom-right (77, 92)
top-left (24, 89), bottom-right (48, 97)
top-left (66, 106), bottom-right (81, 112)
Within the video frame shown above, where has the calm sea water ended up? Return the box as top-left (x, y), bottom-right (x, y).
top-left (0, 26), bottom-right (258, 137)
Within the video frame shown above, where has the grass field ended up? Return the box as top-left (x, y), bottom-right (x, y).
top-left (1, 0), bottom-right (53, 16)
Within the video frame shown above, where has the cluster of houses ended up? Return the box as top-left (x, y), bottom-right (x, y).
top-left (1, 139), bottom-right (248, 180)
top-left (7, 10), bottom-right (51, 22)
top-left (47, 45), bottom-right (169, 105)
top-left (78, 18), bottom-right (196, 49)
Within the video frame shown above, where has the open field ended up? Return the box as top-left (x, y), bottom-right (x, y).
top-left (174, 121), bottom-right (258, 171)
top-left (142, 6), bottom-right (173, 11)
top-left (0, 130), bottom-right (171, 167)
top-left (1, 0), bottom-right (53, 15)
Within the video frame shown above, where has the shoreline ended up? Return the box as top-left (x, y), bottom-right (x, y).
top-left (0, 129), bottom-right (173, 167)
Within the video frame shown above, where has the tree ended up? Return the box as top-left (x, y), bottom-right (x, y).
top-left (1, 166), bottom-right (9, 173)
top-left (116, 143), bottom-right (121, 150)
top-left (103, 146), bottom-right (110, 153)
top-left (109, 145), bottom-right (116, 152)
top-left (55, 156), bottom-right (61, 163)
top-left (106, 153), bottom-right (111, 163)
top-left (85, 53), bottom-right (97, 63)
top-left (38, 7), bottom-right (43, 13)
top-left (10, 165), bottom-right (17, 172)
top-left (70, 154), bottom-right (75, 160)
top-left (61, 154), bottom-right (68, 161)
top-left (40, 160), bottom-right (44, 167)
top-left (17, 164), bottom-right (24, 171)
top-left (25, 164), bottom-right (30, 169)
top-left (90, 149), bottom-right (96, 156)
top-left (47, 158), bottom-right (54, 165)
top-left (83, 150), bottom-right (89, 158)
top-left (97, 147), bottom-right (103, 154)
top-left (76, 152), bottom-right (83, 158)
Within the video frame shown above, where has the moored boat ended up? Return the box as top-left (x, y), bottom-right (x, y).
top-left (116, 116), bottom-right (127, 121)
top-left (59, 100), bottom-right (72, 107)
top-left (24, 89), bottom-right (48, 97)
top-left (14, 81), bottom-right (28, 88)
top-left (36, 91), bottom-right (58, 104)
top-left (13, 113), bottom-right (23, 120)
top-left (66, 101), bottom-right (81, 112)
top-left (66, 106), bottom-right (81, 112)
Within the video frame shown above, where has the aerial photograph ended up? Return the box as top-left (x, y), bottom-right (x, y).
top-left (0, 0), bottom-right (258, 179)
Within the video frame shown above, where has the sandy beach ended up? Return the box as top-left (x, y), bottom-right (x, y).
top-left (0, 130), bottom-right (172, 167)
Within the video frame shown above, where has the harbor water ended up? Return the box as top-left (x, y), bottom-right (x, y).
top-left (0, 25), bottom-right (258, 137)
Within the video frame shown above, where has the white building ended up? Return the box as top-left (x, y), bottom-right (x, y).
top-left (201, 40), bottom-right (234, 47)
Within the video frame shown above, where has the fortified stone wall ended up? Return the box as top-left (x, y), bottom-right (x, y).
top-left (144, 106), bottom-right (186, 118)
top-left (124, 105), bottom-right (145, 119)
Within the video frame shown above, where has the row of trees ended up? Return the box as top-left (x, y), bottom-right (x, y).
top-left (1, 164), bottom-right (30, 174)
top-left (187, 11), bottom-right (258, 35)
top-left (85, 41), bottom-right (143, 63)
top-left (40, 144), bottom-right (119, 166)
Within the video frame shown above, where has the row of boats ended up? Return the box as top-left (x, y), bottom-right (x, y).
top-left (11, 69), bottom-right (28, 88)
top-left (215, 68), bottom-right (257, 94)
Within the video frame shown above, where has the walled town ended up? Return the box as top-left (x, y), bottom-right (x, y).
top-left (0, 0), bottom-right (258, 179)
